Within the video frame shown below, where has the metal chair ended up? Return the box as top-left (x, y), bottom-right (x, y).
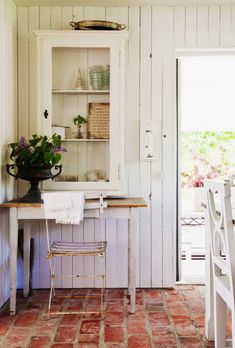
top-left (205, 180), bottom-right (235, 347)
top-left (45, 192), bottom-right (107, 317)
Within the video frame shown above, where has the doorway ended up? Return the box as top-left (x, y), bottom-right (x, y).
top-left (177, 55), bottom-right (235, 283)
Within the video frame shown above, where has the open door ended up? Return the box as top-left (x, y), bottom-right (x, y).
top-left (177, 55), bottom-right (235, 283)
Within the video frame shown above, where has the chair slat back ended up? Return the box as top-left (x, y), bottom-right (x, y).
top-left (205, 180), bottom-right (235, 295)
top-left (45, 192), bottom-right (107, 253)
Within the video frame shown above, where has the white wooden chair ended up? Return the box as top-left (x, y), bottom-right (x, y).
top-left (45, 193), bottom-right (107, 318)
top-left (205, 180), bottom-right (235, 347)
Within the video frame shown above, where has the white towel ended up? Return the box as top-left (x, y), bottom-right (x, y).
top-left (42, 191), bottom-right (85, 224)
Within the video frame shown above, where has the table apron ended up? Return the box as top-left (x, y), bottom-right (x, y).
top-left (16, 207), bottom-right (132, 220)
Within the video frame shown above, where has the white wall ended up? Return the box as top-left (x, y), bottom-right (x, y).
top-left (0, 0), bottom-right (17, 306)
top-left (17, 4), bottom-right (235, 290)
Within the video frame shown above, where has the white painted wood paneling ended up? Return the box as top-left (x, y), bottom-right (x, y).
top-left (18, 6), bottom-right (29, 198)
top-left (185, 6), bottom-right (197, 47)
top-left (0, 0), bottom-right (17, 307)
top-left (15, 3), bottom-right (235, 292)
top-left (160, 7), bottom-right (175, 288)
top-left (174, 6), bottom-right (186, 48)
top-left (29, 7), bottom-right (39, 135)
top-left (197, 6), bottom-right (209, 47)
top-left (208, 6), bottom-right (220, 47)
top-left (126, 7), bottom-right (140, 287)
top-left (151, 7), bottom-right (164, 287)
top-left (231, 6), bottom-right (235, 45)
top-left (220, 5), bottom-right (232, 46)
top-left (139, 6), bottom-right (151, 287)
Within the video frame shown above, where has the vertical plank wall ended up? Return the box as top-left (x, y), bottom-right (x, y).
top-left (0, 0), bottom-right (17, 306)
top-left (17, 4), bottom-right (235, 289)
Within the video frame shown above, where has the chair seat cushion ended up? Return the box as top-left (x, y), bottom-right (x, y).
top-left (51, 241), bottom-right (107, 255)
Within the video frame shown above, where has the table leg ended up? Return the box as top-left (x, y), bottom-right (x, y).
top-left (23, 220), bottom-right (31, 297)
top-left (128, 207), bottom-right (138, 313)
top-left (9, 207), bottom-right (18, 316)
top-left (205, 209), bottom-right (214, 340)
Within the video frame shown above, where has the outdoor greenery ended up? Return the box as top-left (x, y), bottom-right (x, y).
top-left (181, 131), bottom-right (235, 187)
top-left (9, 134), bottom-right (66, 166)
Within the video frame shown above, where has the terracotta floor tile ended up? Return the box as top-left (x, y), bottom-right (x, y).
top-left (80, 320), bottom-right (101, 335)
top-left (105, 344), bottom-right (125, 348)
top-left (28, 336), bottom-right (50, 348)
top-left (0, 321), bottom-right (10, 335)
top-left (104, 326), bottom-right (123, 342)
top-left (0, 286), bottom-right (229, 347)
top-left (14, 311), bottom-right (39, 327)
top-left (78, 334), bottom-right (99, 343)
top-left (127, 319), bottom-right (148, 334)
top-left (150, 317), bottom-right (170, 327)
top-left (128, 335), bottom-right (151, 348)
top-left (105, 312), bottom-right (124, 325)
top-left (75, 344), bottom-right (98, 348)
top-left (154, 337), bottom-right (178, 347)
top-left (34, 321), bottom-right (58, 335)
top-left (51, 344), bottom-right (73, 348)
top-left (178, 336), bottom-right (207, 347)
top-left (2, 331), bottom-right (29, 346)
top-left (65, 304), bottom-right (83, 311)
top-left (106, 304), bottom-right (124, 313)
top-left (106, 289), bottom-right (125, 300)
top-left (61, 314), bottom-right (81, 325)
top-left (171, 314), bottom-right (191, 320)
top-left (145, 289), bottom-right (163, 298)
top-left (175, 323), bottom-right (198, 336)
top-left (127, 310), bottom-right (145, 320)
top-left (151, 325), bottom-right (174, 336)
top-left (54, 326), bottom-right (77, 343)
top-left (193, 315), bottom-right (205, 328)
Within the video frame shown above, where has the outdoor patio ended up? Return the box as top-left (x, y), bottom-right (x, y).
top-left (0, 285), bottom-right (223, 347)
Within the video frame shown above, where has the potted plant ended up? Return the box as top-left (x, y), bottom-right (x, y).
top-left (7, 133), bottom-right (66, 202)
top-left (73, 115), bottom-right (87, 139)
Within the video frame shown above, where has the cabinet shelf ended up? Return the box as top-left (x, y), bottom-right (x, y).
top-left (62, 138), bottom-right (109, 142)
top-left (52, 89), bottom-right (110, 95)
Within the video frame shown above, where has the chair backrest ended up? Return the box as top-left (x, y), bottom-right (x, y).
top-left (45, 192), bottom-right (107, 253)
top-left (205, 180), bottom-right (235, 300)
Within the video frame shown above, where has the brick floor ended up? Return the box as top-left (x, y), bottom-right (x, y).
top-left (0, 285), bottom-right (222, 347)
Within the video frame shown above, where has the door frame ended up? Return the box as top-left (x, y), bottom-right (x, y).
top-left (174, 49), bottom-right (235, 283)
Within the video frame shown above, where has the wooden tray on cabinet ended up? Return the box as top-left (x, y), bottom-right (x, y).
top-left (70, 20), bottom-right (126, 31)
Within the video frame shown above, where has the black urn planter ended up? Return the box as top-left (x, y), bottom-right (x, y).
top-left (7, 164), bottom-right (62, 203)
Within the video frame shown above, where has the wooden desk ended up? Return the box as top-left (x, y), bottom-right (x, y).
top-left (0, 197), bottom-right (147, 316)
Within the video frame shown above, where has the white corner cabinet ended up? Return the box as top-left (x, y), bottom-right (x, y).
top-left (34, 30), bottom-right (128, 193)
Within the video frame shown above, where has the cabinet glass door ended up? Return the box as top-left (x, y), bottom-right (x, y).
top-left (51, 47), bottom-right (111, 184)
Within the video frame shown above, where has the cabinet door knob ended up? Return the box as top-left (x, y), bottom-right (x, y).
top-left (44, 109), bottom-right (48, 119)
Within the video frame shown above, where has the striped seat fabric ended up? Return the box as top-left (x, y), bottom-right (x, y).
top-left (50, 240), bottom-right (107, 256)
